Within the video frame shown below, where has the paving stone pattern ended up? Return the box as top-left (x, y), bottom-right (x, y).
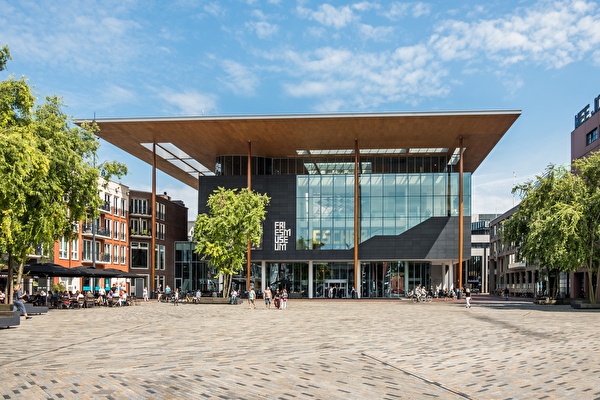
top-left (1, 297), bottom-right (599, 399)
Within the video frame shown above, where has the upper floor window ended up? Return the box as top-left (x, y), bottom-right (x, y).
top-left (59, 237), bottom-right (69, 259)
top-left (71, 239), bottom-right (79, 260)
top-left (586, 128), bottom-right (598, 146)
top-left (157, 202), bottom-right (166, 220)
top-left (131, 198), bottom-right (148, 215)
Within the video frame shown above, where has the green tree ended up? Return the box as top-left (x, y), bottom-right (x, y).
top-left (193, 187), bottom-right (270, 297)
top-left (504, 156), bottom-right (600, 303)
top-left (0, 45), bottom-right (127, 303)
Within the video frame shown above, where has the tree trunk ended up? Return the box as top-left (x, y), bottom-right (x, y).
top-left (7, 253), bottom-right (14, 305)
top-left (588, 268), bottom-right (597, 304)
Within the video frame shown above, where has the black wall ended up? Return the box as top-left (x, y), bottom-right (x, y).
top-left (198, 175), bottom-right (470, 262)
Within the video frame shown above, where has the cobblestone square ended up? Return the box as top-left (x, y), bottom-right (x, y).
top-left (1, 297), bottom-right (599, 399)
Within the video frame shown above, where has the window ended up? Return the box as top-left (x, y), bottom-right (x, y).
top-left (156, 244), bottom-right (165, 270)
top-left (113, 196), bottom-right (119, 215)
top-left (71, 239), bottom-right (79, 260)
top-left (131, 242), bottom-right (149, 269)
top-left (59, 237), bottom-right (69, 259)
top-left (156, 222), bottom-right (166, 240)
top-left (121, 199), bottom-right (127, 217)
top-left (114, 220), bottom-right (119, 239)
top-left (156, 202), bottom-right (166, 220)
top-left (586, 128), bottom-right (598, 146)
top-left (83, 240), bottom-right (100, 262)
top-left (113, 245), bottom-right (119, 265)
top-left (121, 246), bottom-right (127, 264)
top-left (131, 198), bottom-right (148, 214)
top-left (121, 222), bottom-right (126, 240)
top-left (103, 243), bottom-right (111, 263)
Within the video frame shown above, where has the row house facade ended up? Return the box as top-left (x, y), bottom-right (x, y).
top-left (129, 190), bottom-right (188, 296)
top-left (50, 183), bottom-right (188, 296)
top-left (53, 180), bottom-right (130, 293)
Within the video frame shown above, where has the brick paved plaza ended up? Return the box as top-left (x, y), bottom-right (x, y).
top-left (1, 296), bottom-right (599, 400)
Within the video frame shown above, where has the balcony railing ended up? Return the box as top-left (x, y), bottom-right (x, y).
top-left (82, 224), bottom-right (112, 238)
top-left (99, 203), bottom-right (111, 213)
top-left (130, 207), bottom-right (152, 216)
top-left (130, 229), bottom-right (152, 237)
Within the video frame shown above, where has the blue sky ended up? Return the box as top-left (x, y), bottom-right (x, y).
top-left (2, 0), bottom-right (600, 217)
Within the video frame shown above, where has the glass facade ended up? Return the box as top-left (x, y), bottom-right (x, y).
top-left (297, 173), bottom-right (471, 250)
top-left (195, 153), bottom-right (471, 298)
top-left (175, 242), bottom-right (218, 293)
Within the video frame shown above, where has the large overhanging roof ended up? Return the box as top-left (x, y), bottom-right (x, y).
top-left (89, 111), bottom-right (521, 188)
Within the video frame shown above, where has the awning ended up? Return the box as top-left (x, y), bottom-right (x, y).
top-left (20, 263), bottom-right (84, 278)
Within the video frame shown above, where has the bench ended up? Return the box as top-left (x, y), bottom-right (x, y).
top-left (25, 304), bottom-right (49, 315)
top-left (0, 310), bottom-right (21, 329)
top-left (195, 297), bottom-right (233, 305)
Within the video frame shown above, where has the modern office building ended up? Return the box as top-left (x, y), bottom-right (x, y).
top-left (467, 213), bottom-right (499, 294)
top-left (94, 111), bottom-right (520, 298)
top-left (489, 206), bottom-right (570, 298)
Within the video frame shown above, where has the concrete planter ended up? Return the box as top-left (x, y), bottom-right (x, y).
top-left (571, 300), bottom-right (600, 309)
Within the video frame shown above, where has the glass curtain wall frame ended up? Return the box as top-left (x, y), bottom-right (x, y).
top-left (312, 262), bottom-right (354, 298)
top-left (265, 262), bottom-right (309, 297)
top-left (297, 172), bottom-right (471, 250)
top-left (360, 261), bottom-right (430, 298)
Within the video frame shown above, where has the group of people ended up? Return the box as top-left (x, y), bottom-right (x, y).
top-left (237, 286), bottom-right (289, 310)
top-left (96, 285), bottom-right (129, 306)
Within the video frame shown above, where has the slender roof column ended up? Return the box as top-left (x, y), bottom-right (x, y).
top-left (151, 143), bottom-right (157, 293)
top-left (458, 137), bottom-right (464, 291)
top-left (247, 141), bottom-right (252, 291)
top-left (354, 139), bottom-right (360, 295)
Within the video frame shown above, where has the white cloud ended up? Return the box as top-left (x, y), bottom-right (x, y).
top-left (220, 60), bottom-right (259, 96)
top-left (383, 2), bottom-right (430, 20)
top-left (276, 43), bottom-right (449, 109)
top-left (431, 0), bottom-right (600, 69)
top-left (297, 4), bottom-right (356, 29)
top-left (246, 20), bottom-right (279, 38)
top-left (204, 2), bottom-right (226, 17)
top-left (358, 24), bottom-right (395, 41)
top-left (159, 90), bottom-right (217, 115)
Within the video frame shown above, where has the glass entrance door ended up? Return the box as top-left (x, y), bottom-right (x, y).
top-left (361, 262), bottom-right (384, 298)
top-left (324, 279), bottom-right (348, 298)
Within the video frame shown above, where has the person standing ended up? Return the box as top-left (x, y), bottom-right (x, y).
top-left (264, 287), bottom-right (272, 309)
top-left (173, 288), bottom-right (179, 306)
top-left (465, 287), bottom-right (471, 308)
top-left (248, 287), bottom-right (256, 309)
top-left (274, 288), bottom-right (281, 309)
top-left (504, 287), bottom-right (509, 301)
top-left (13, 284), bottom-right (32, 319)
top-left (281, 289), bottom-right (288, 309)
top-left (143, 287), bottom-right (148, 302)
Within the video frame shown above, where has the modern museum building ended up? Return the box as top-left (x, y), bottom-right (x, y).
top-left (95, 111), bottom-right (520, 298)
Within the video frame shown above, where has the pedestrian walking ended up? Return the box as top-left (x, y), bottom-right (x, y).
top-left (12, 284), bottom-right (32, 319)
top-left (248, 287), bottom-right (256, 309)
top-left (504, 287), bottom-right (509, 300)
top-left (143, 287), bottom-right (148, 302)
top-left (173, 288), bottom-right (179, 306)
top-left (264, 287), bottom-right (272, 309)
top-left (465, 287), bottom-right (471, 308)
